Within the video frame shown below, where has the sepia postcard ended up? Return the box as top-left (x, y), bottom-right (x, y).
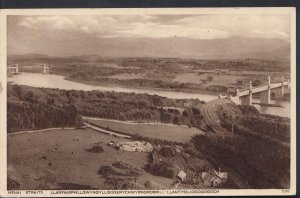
top-left (0, 8), bottom-right (296, 196)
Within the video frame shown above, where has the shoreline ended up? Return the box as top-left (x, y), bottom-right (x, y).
top-left (65, 76), bottom-right (221, 96)
top-left (63, 76), bottom-right (291, 103)
top-left (9, 72), bottom-right (291, 106)
top-left (252, 102), bottom-right (283, 107)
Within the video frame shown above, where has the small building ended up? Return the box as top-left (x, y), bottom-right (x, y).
top-left (201, 168), bottom-right (228, 187)
top-left (177, 170), bottom-right (187, 182)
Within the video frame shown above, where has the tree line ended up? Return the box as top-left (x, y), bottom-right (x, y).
top-left (7, 84), bottom-right (206, 132)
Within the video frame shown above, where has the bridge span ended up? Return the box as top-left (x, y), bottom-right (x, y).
top-left (7, 64), bottom-right (52, 75)
top-left (7, 64), bottom-right (18, 75)
top-left (224, 75), bottom-right (290, 105)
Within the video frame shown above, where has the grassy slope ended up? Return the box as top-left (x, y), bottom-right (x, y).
top-left (8, 129), bottom-right (173, 190)
top-left (84, 118), bottom-right (204, 143)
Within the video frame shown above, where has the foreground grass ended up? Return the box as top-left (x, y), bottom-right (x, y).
top-left (7, 129), bottom-right (173, 190)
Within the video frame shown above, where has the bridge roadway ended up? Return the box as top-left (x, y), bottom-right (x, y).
top-left (238, 82), bottom-right (289, 97)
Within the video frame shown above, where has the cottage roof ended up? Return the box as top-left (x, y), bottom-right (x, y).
top-left (202, 170), bottom-right (217, 182)
top-left (202, 168), bottom-right (228, 182)
top-left (177, 170), bottom-right (187, 181)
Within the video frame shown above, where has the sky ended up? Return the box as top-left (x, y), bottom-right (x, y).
top-left (7, 14), bottom-right (291, 56)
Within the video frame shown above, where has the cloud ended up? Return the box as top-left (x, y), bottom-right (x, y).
top-left (80, 26), bottom-right (90, 33)
top-left (175, 14), bottom-right (290, 40)
top-left (19, 16), bottom-right (75, 30)
top-left (116, 21), bottom-right (230, 39)
top-left (12, 14), bottom-right (290, 41)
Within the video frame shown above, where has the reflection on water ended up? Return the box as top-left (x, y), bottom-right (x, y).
top-left (252, 99), bottom-right (290, 118)
top-left (8, 72), bottom-right (290, 118)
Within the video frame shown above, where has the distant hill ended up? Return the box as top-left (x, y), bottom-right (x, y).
top-left (8, 36), bottom-right (290, 60)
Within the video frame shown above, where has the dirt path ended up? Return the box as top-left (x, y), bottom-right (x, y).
top-left (8, 127), bottom-right (76, 136)
top-left (82, 116), bottom-right (191, 128)
top-left (84, 122), bottom-right (131, 139)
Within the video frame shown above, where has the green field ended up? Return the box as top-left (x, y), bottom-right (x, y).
top-left (173, 72), bottom-right (261, 86)
top-left (109, 72), bottom-right (145, 80)
top-left (84, 118), bottom-right (204, 143)
top-left (7, 129), bottom-right (173, 190)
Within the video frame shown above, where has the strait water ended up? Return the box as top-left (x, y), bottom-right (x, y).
top-left (8, 72), bottom-right (290, 118)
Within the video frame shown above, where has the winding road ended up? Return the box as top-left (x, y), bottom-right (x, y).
top-left (8, 127), bottom-right (76, 136)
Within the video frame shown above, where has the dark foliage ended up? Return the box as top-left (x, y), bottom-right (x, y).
top-left (7, 84), bottom-right (206, 132)
top-left (206, 85), bottom-right (228, 93)
top-left (7, 177), bottom-right (21, 190)
top-left (192, 102), bottom-right (290, 189)
top-left (7, 100), bottom-right (81, 133)
top-left (85, 145), bottom-right (104, 153)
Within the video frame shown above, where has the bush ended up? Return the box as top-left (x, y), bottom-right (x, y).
top-left (12, 84), bottom-right (22, 97)
top-left (252, 79), bottom-right (262, 87)
top-left (7, 177), bottom-right (21, 190)
top-left (160, 146), bottom-right (177, 157)
top-left (24, 91), bottom-right (34, 102)
top-left (98, 161), bottom-right (143, 178)
top-left (206, 76), bottom-right (213, 81)
top-left (85, 145), bottom-right (104, 153)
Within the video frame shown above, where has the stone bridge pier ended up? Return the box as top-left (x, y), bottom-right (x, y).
top-left (260, 75), bottom-right (271, 104)
top-left (240, 81), bottom-right (252, 105)
top-left (42, 64), bottom-right (51, 74)
top-left (270, 76), bottom-right (287, 98)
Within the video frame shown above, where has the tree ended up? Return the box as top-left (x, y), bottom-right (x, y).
top-left (152, 96), bottom-right (163, 106)
top-left (25, 91), bottom-right (34, 102)
top-left (236, 80), bottom-right (243, 85)
top-left (47, 97), bottom-right (55, 105)
top-left (206, 76), bottom-right (213, 81)
top-left (191, 107), bottom-right (200, 116)
top-left (173, 116), bottom-right (179, 125)
top-left (252, 79), bottom-right (262, 87)
top-left (160, 111), bottom-right (172, 123)
top-left (13, 84), bottom-right (22, 97)
top-left (182, 110), bottom-right (189, 117)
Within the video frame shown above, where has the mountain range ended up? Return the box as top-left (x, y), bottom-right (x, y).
top-left (8, 36), bottom-right (290, 60)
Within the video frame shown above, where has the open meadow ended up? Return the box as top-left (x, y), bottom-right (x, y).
top-left (84, 118), bottom-right (204, 143)
top-left (7, 129), bottom-right (173, 190)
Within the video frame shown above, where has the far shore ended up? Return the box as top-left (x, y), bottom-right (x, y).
top-left (65, 76), bottom-right (222, 96)
top-left (252, 102), bottom-right (283, 107)
top-left (64, 77), bottom-right (292, 103)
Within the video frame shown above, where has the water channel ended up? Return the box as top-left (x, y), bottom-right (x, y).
top-left (7, 72), bottom-right (290, 118)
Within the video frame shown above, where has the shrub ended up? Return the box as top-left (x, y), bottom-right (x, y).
top-left (85, 145), bottom-right (104, 153)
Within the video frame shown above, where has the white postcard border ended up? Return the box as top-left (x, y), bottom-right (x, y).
top-left (0, 7), bottom-right (296, 196)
